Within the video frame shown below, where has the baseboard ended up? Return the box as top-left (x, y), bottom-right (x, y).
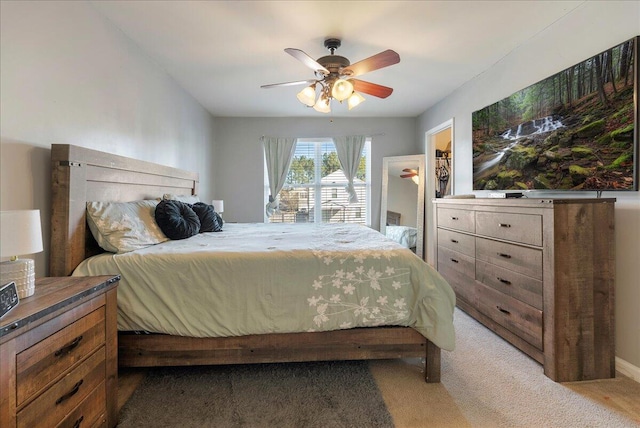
top-left (616, 357), bottom-right (640, 383)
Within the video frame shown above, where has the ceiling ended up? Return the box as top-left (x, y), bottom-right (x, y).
top-left (91, 1), bottom-right (584, 118)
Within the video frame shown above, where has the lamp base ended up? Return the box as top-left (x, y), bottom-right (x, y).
top-left (1, 258), bottom-right (36, 298)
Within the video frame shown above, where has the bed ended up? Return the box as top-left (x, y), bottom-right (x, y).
top-left (385, 211), bottom-right (418, 251)
top-left (50, 144), bottom-right (455, 383)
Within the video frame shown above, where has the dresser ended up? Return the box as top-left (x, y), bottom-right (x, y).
top-left (434, 198), bottom-right (615, 382)
top-left (0, 275), bottom-right (120, 428)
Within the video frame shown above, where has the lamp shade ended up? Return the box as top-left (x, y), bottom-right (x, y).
top-left (313, 96), bottom-right (331, 113)
top-left (296, 85), bottom-right (316, 107)
top-left (347, 92), bottom-right (366, 110)
top-left (0, 210), bottom-right (43, 258)
top-left (211, 200), bottom-right (224, 213)
top-left (331, 79), bottom-right (354, 101)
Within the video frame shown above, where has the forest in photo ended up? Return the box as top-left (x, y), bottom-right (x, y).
top-left (472, 36), bottom-right (637, 191)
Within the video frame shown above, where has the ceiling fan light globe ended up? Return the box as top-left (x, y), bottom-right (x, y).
top-left (347, 92), bottom-right (365, 110)
top-left (412, 175), bottom-right (420, 185)
top-left (331, 79), bottom-right (354, 101)
top-left (313, 97), bottom-right (331, 113)
top-left (296, 85), bottom-right (316, 107)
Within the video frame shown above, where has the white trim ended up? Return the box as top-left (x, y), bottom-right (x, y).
top-left (616, 357), bottom-right (640, 383)
top-left (424, 118), bottom-right (454, 267)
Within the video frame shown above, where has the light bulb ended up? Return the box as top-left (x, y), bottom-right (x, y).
top-left (296, 85), bottom-right (316, 107)
top-left (331, 79), bottom-right (354, 102)
top-left (347, 92), bottom-right (365, 110)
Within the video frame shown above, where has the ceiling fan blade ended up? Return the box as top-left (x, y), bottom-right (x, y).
top-left (403, 168), bottom-right (418, 174)
top-left (285, 48), bottom-right (330, 75)
top-left (261, 79), bottom-right (316, 89)
top-left (400, 174), bottom-right (416, 178)
top-left (350, 79), bottom-right (393, 99)
top-left (342, 50), bottom-right (400, 77)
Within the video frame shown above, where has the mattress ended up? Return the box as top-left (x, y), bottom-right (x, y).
top-left (385, 225), bottom-right (418, 248)
top-left (73, 222), bottom-right (456, 351)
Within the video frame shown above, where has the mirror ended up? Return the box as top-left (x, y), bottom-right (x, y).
top-left (380, 155), bottom-right (425, 259)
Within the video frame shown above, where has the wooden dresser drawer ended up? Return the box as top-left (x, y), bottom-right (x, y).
top-left (437, 246), bottom-right (475, 304)
top-left (475, 281), bottom-right (543, 350)
top-left (17, 347), bottom-right (105, 428)
top-left (475, 211), bottom-right (542, 246)
top-left (476, 237), bottom-right (542, 280)
top-left (437, 208), bottom-right (475, 233)
top-left (476, 260), bottom-right (543, 310)
top-left (437, 228), bottom-right (475, 258)
top-left (16, 308), bottom-right (106, 406)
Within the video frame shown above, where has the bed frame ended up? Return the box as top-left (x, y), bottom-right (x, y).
top-left (50, 144), bottom-right (441, 382)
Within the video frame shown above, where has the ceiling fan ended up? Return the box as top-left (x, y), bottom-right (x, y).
top-left (261, 38), bottom-right (400, 113)
top-left (401, 168), bottom-right (420, 184)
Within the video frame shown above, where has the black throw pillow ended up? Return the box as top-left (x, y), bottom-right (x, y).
top-left (155, 200), bottom-right (201, 240)
top-left (191, 202), bottom-right (223, 232)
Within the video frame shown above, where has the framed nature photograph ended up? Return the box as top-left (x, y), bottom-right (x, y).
top-left (472, 36), bottom-right (638, 191)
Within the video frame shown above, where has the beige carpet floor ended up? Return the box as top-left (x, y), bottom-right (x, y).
top-left (370, 309), bottom-right (640, 427)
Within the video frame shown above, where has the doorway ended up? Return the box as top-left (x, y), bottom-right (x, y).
top-left (424, 119), bottom-right (454, 266)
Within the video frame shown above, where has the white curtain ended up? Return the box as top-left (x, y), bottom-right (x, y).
top-left (333, 135), bottom-right (366, 204)
top-left (263, 137), bottom-right (297, 217)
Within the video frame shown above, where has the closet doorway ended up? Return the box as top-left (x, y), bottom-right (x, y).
top-left (425, 119), bottom-right (454, 266)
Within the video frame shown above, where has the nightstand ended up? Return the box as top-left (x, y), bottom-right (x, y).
top-left (0, 275), bottom-right (120, 428)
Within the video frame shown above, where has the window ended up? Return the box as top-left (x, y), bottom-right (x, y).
top-left (266, 138), bottom-right (371, 225)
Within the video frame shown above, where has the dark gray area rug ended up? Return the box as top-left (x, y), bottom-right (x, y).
top-left (118, 360), bottom-right (394, 428)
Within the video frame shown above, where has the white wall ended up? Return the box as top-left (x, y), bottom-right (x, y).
top-left (213, 117), bottom-right (417, 229)
top-left (417, 1), bottom-right (640, 374)
top-left (0, 1), bottom-right (217, 277)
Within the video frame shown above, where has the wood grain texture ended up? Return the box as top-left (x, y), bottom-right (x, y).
top-left (50, 144), bottom-right (199, 276)
top-left (434, 198), bottom-right (615, 382)
top-left (0, 276), bottom-right (119, 428)
top-left (118, 326), bottom-right (441, 382)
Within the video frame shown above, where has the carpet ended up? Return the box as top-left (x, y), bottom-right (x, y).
top-left (118, 360), bottom-right (394, 428)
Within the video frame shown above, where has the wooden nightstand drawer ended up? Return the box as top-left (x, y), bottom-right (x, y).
top-left (475, 281), bottom-right (542, 350)
top-left (437, 228), bottom-right (475, 257)
top-left (56, 381), bottom-right (106, 428)
top-left (476, 260), bottom-right (543, 310)
top-left (17, 347), bottom-right (105, 428)
top-left (476, 237), bottom-right (542, 280)
top-left (16, 308), bottom-right (106, 406)
top-left (475, 211), bottom-right (542, 246)
top-left (437, 207), bottom-right (475, 233)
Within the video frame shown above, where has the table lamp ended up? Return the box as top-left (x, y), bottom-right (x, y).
top-left (212, 200), bottom-right (224, 218)
top-left (1, 210), bottom-right (44, 298)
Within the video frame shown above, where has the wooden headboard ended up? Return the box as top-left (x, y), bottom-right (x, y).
top-left (386, 210), bottom-right (401, 226)
top-left (50, 144), bottom-right (199, 276)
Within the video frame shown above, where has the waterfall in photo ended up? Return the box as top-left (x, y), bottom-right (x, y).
top-left (474, 115), bottom-right (564, 178)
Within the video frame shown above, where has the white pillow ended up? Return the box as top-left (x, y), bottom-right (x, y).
top-left (163, 193), bottom-right (200, 204)
top-left (86, 200), bottom-right (168, 253)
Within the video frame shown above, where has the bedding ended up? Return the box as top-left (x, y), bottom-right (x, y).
top-left (86, 199), bottom-right (168, 253)
top-left (385, 225), bottom-right (418, 249)
top-left (72, 222), bottom-right (456, 351)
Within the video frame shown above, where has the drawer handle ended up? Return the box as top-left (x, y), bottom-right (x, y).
top-left (496, 306), bottom-right (511, 315)
top-left (498, 223), bottom-right (511, 228)
top-left (450, 239), bottom-right (459, 243)
top-left (451, 216), bottom-right (459, 220)
top-left (73, 416), bottom-right (84, 428)
top-left (55, 335), bottom-right (83, 357)
top-left (55, 379), bottom-right (83, 405)
top-left (450, 258), bottom-right (459, 264)
top-left (497, 277), bottom-right (512, 285)
top-left (497, 252), bottom-right (512, 259)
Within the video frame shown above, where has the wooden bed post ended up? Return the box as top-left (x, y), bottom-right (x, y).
top-left (425, 339), bottom-right (441, 383)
